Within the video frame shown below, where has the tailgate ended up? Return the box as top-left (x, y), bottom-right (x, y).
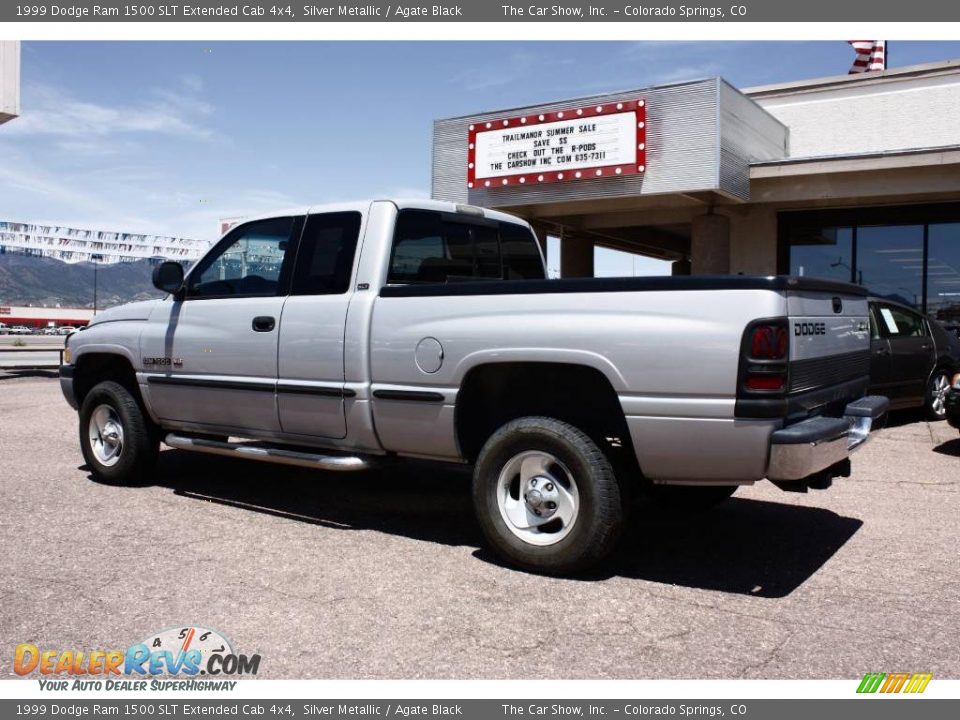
top-left (786, 290), bottom-right (871, 399)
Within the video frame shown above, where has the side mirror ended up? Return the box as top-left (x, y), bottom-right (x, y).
top-left (152, 261), bottom-right (185, 297)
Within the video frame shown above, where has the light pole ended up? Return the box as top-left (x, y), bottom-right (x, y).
top-left (91, 253), bottom-right (103, 314)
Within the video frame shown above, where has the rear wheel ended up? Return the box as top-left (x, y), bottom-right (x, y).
top-left (926, 369), bottom-right (951, 421)
top-left (79, 381), bottom-right (159, 485)
top-left (472, 416), bottom-right (624, 575)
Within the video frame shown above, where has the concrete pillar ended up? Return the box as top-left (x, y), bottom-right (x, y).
top-left (690, 213), bottom-right (731, 275)
top-left (729, 207), bottom-right (778, 275)
top-left (560, 234), bottom-right (594, 278)
top-left (672, 258), bottom-right (691, 276)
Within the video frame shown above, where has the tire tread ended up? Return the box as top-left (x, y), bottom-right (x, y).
top-left (472, 416), bottom-right (624, 575)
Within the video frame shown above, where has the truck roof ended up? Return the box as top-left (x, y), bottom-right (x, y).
top-left (231, 199), bottom-right (530, 235)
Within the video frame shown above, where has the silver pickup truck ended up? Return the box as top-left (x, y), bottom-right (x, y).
top-left (61, 199), bottom-right (888, 574)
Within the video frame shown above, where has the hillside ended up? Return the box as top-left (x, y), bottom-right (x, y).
top-left (0, 253), bottom-right (168, 308)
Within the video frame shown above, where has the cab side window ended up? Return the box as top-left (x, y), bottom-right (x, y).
top-left (187, 217), bottom-right (298, 299)
top-left (290, 212), bottom-right (362, 295)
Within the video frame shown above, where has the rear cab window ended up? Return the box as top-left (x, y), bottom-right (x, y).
top-left (387, 209), bottom-right (544, 285)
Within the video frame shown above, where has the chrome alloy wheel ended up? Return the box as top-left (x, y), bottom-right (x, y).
top-left (496, 450), bottom-right (579, 546)
top-left (931, 372), bottom-right (950, 417)
top-left (88, 404), bottom-right (124, 467)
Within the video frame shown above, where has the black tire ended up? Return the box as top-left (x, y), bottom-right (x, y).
top-left (925, 368), bottom-right (951, 421)
top-left (472, 416), bottom-right (624, 575)
top-left (645, 484), bottom-right (738, 514)
top-left (79, 380), bottom-right (159, 485)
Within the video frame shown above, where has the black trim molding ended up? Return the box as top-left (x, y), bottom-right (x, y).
top-left (372, 389), bottom-right (445, 403)
top-left (146, 375), bottom-right (356, 398)
top-left (146, 376), bottom-right (274, 393)
top-left (277, 383), bottom-right (356, 398)
top-left (380, 275), bottom-right (868, 299)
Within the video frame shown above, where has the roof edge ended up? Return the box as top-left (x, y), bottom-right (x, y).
top-left (743, 58), bottom-right (960, 98)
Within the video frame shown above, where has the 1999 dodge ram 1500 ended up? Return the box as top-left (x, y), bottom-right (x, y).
top-left (61, 199), bottom-right (888, 574)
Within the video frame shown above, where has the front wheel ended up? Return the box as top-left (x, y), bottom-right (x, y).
top-left (926, 369), bottom-right (951, 421)
top-left (79, 381), bottom-right (159, 485)
top-left (472, 417), bottom-right (624, 575)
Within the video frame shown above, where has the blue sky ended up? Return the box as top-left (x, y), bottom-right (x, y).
top-left (3, 41), bottom-right (960, 276)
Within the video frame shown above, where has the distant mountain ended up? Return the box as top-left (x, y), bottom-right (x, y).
top-left (0, 253), bottom-right (169, 308)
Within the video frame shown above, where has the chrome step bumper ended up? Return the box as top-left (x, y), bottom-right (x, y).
top-left (767, 395), bottom-right (888, 482)
top-left (164, 433), bottom-right (371, 472)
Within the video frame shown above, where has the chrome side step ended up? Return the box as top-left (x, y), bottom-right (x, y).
top-left (164, 433), bottom-right (371, 472)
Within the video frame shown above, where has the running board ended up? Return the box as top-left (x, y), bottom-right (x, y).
top-left (164, 433), bottom-right (371, 472)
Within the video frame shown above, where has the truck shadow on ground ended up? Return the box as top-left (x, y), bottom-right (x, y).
top-left (606, 499), bottom-right (862, 598)
top-left (99, 448), bottom-right (862, 599)
top-left (932, 437), bottom-right (960, 457)
top-left (883, 409), bottom-right (928, 428)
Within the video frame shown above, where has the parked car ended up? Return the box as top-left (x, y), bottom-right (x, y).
top-left (42, 326), bottom-right (60, 335)
top-left (868, 298), bottom-right (960, 420)
top-left (942, 322), bottom-right (960, 341)
top-left (57, 326), bottom-right (78, 336)
top-left (0, 322), bottom-right (8, 335)
top-left (60, 199), bottom-right (889, 575)
top-left (8, 325), bottom-right (32, 335)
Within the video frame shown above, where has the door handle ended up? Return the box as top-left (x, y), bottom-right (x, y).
top-left (875, 348), bottom-right (889, 356)
top-left (252, 316), bottom-right (275, 332)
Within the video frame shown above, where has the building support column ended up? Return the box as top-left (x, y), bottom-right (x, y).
top-left (729, 206), bottom-right (778, 275)
top-left (690, 212), bottom-right (731, 275)
top-left (560, 234), bottom-right (594, 278)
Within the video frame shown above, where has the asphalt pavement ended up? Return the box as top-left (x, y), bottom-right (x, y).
top-left (1, 374), bottom-right (958, 679)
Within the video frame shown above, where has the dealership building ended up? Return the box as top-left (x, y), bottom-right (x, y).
top-left (0, 41), bottom-right (19, 125)
top-left (432, 59), bottom-right (960, 323)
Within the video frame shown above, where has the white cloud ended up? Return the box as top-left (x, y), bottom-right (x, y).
top-left (0, 138), bottom-right (305, 242)
top-left (181, 74), bottom-right (204, 94)
top-left (650, 63), bottom-right (724, 85)
top-left (449, 50), bottom-right (576, 92)
top-left (3, 83), bottom-right (218, 141)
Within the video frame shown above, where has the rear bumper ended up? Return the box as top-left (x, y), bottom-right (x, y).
top-left (767, 395), bottom-right (888, 482)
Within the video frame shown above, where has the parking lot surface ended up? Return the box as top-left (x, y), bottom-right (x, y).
top-left (1, 374), bottom-right (958, 679)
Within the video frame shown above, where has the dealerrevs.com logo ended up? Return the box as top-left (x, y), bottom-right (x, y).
top-left (14, 626), bottom-right (261, 691)
top-left (857, 673), bottom-right (933, 694)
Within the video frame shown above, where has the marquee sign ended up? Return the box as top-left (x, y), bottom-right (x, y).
top-left (467, 99), bottom-right (646, 188)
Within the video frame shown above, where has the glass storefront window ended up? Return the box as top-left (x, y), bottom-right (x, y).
top-left (784, 205), bottom-right (960, 316)
top-left (788, 226), bottom-right (854, 283)
top-left (855, 225), bottom-right (924, 308)
top-left (927, 223), bottom-right (960, 324)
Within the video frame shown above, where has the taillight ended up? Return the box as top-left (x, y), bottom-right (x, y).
top-left (740, 319), bottom-right (789, 395)
top-left (745, 374), bottom-right (785, 391)
top-left (750, 324), bottom-right (788, 360)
